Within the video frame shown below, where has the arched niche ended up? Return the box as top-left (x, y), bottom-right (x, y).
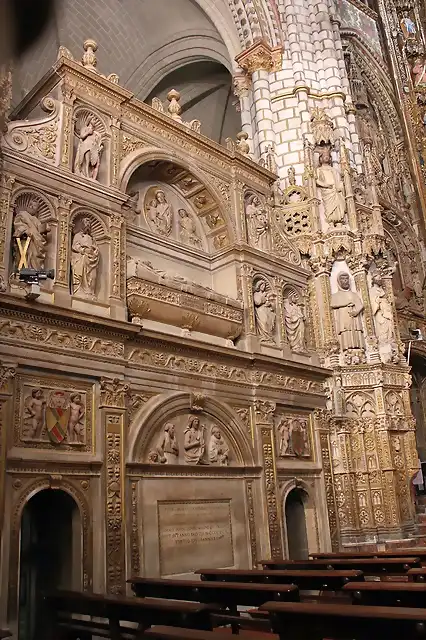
top-left (121, 151), bottom-right (234, 258)
top-left (281, 479), bottom-right (318, 559)
top-left (128, 392), bottom-right (254, 467)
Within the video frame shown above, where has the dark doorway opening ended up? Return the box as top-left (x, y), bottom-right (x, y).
top-left (285, 488), bottom-right (309, 560)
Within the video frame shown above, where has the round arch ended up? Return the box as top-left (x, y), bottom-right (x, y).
top-left (280, 478), bottom-right (319, 557)
top-left (127, 391), bottom-right (255, 466)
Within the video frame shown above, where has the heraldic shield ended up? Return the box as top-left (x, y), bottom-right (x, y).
top-left (46, 391), bottom-right (70, 444)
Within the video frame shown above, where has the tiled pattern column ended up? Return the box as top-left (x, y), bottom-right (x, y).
top-left (236, 40), bottom-right (282, 159)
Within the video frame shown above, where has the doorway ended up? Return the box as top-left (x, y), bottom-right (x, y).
top-left (18, 489), bottom-right (81, 640)
top-left (285, 488), bottom-right (309, 560)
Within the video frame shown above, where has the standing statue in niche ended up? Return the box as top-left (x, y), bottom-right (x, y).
top-left (400, 11), bottom-right (416, 40)
top-left (68, 393), bottom-right (85, 443)
top-left (209, 425), bottom-right (229, 466)
top-left (156, 423), bottom-right (179, 464)
top-left (71, 218), bottom-right (100, 298)
top-left (253, 280), bottom-right (276, 343)
top-left (13, 199), bottom-right (50, 270)
top-left (184, 415), bottom-right (207, 464)
top-left (283, 291), bottom-right (306, 353)
top-left (370, 273), bottom-right (394, 346)
top-left (412, 58), bottom-right (426, 87)
top-left (331, 272), bottom-right (365, 356)
top-left (245, 194), bottom-right (270, 251)
top-left (74, 116), bottom-right (103, 180)
top-left (24, 388), bottom-right (46, 439)
top-left (316, 148), bottom-right (346, 226)
top-left (178, 209), bottom-right (201, 247)
top-left (147, 190), bottom-right (173, 236)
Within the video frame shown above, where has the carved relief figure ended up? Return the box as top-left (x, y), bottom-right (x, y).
top-left (277, 416), bottom-right (310, 458)
top-left (316, 148), bottom-right (346, 226)
top-left (157, 423), bottom-right (179, 464)
top-left (253, 279), bottom-right (276, 343)
top-left (24, 388), bottom-right (46, 438)
top-left (13, 199), bottom-right (50, 270)
top-left (178, 209), bottom-right (201, 247)
top-left (184, 415), bottom-right (207, 464)
top-left (74, 116), bottom-right (103, 180)
top-left (147, 190), bottom-right (173, 236)
top-left (245, 194), bottom-right (270, 251)
top-left (412, 58), bottom-right (426, 87)
top-left (331, 272), bottom-right (365, 353)
top-left (400, 11), bottom-right (416, 40)
top-left (370, 273), bottom-right (394, 346)
top-left (68, 393), bottom-right (85, 443)
top-left (71, 217), bottom-right (100, 298)
top-left (209, 425), bottom-right (229, 466)
top-left (283, 290), bottom-right (306, 353)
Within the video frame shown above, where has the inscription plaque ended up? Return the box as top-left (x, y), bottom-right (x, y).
top-left (158, 499), bottom-right (234, 575)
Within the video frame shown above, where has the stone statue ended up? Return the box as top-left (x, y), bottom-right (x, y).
top-left (147, 190), bottom-right (173, 236)
top-left (13, 199), bottom-right (50, 270)
top-left (277, 417), bottom-right (310, 457)
top-left (156, 422), bottom-right (179, 464)
top-left (253, 279), bottom-right (276, 343)
top-left (178, 209), bottom-right (201, 247)
top-left (245, 194), bottom-right (269, 252)
top-left (278, 419), bottom-right (291, 456)
top-left (74, 116), bottom-right (103, 180)
top-left (24, 388), bottom-right (46, 438)
top-left (71, 218), bottom-right (100, 298)
top-left (68, 393), bottom-right (85, 443)
top-left (370, 273), bottom-right (394, 346)
top-left (412, 58), bottom-right (426, 87)
top-left (331, 271), bottom-right (365, 353)
top-left (316, 148), bottom-right (346, 226)
top-left (184, 415), bottom-right (207, 464)
top-left (400, 11), bottom-right (416, 40)
top-left (209, 425), bottom-right (229, 465)
top-left (283, 291), bottom-right (306, 353)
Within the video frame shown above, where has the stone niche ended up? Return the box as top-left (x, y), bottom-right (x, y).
top-left (137, 478), bottom-right (249, 577)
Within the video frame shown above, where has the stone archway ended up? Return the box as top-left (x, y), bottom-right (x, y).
top-left (284, 487), bottom-right (309, 560)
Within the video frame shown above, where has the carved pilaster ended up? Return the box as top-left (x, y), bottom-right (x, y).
top-left (56, 195), bottom-right (72, 286)
top-left (0, 363), bottom-right (15, 535)
top-left (0, 174), bottom-right (14, 275)
top-left (314, 410), bottom-right (339, 550)
top-left (255, 400), bottom-right (283, 558)
top-left (108, 213), bottom-right (125, 300)
top-left (60, 80), bottom-right (76, 169)
top-left (110, 117), bottom-right (121, 188)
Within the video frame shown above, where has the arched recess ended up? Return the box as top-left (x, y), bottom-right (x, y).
top-left (280, 479), bottom-right (319, 558)
top-left (8, 478), bottom-right (92, 622)
top-left (120, 149), bottom-right (235, 253)
top-left (127, 391), bottom-right (255, 467)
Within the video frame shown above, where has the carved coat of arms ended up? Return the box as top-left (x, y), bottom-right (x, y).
top-left (46, 390), bottom-right (70, 444)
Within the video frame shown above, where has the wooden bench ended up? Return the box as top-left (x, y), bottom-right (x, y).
top-left (43, 590), bottom-right (216, 639)
top-left (260, 601), bottom-right (426, 640)
top-left (144, 625), bottom-right (277, 640)
top-left (129, 577), bottom-right (299, 609)
top-left (0, 632), bottom-right (11, 639)
top-left (408, 568), bottom-right (426, 582)
top-left (260, 557), bottom-right (421, 574)
top-left (343, 581), bottom-right (426, 607)
top-left (312, 549), bottom-right (426, 563)
top-left (195, 568), bottom-right (364, 591)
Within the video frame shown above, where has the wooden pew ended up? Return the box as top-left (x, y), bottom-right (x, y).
top-left (260, 557), bottom-right (421, 574)
top-left (43, 590), bottom-right (216, 639)
top-left (144, 625), bottom-right (277, 640)
top-left (129, 577), bottom-right (299, 610)
top-left (343, 581), bottom-right (426, 607)
top-left (408, 568), bottom-right (426, 582)
top-left (260, 601), bottom-right (426, 640)
top-left (0, 632), bottom-right (11, 639)
top-left (312, 549), bottom-right (426, 563)
top-left (195, 568), bottom-right (364, 591)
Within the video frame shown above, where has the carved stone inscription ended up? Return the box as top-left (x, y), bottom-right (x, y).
top-left (158, 500), bottom-right (234, 576)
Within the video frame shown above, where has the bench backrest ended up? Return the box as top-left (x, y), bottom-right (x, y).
top-left (194, 568), bottom-right (364, 590)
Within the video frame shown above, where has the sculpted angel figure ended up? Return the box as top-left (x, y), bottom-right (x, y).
top-left (208, 425), bottom-right (229, 466)
top-left (283, 291), bottom-right (306, 353)
top-left (184, 415), bottom-right (207, 464)
top-left (147, 190), bottom-right (173, 236)
top-left (245, 194), bottom-right (270, 252)
top-left (13, 199), bottom-right (50, 270)
top-left (24, 388), bottom-right (46, 439)
top-left (178, 209), bottom-right (201, 247)
top-left (156, 423), bottom-right (179, 464)
top-left (370, 273), bottom-right (394, 346)
top-left (253, 279), bottom-right (276, 343)
top-left (71, 218), bottom-right (100, 298)
top-left (74, 116), bottom-right (103, 180)
top-left (68, 393), bottom-right (85, 443)
top-left (331, 272), bottom-right (365, 352)
top-left (316, 148), bottom-right (346, 226)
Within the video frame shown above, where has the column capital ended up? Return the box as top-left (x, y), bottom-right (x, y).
top-left (100, 377), bottom-right (130, 409)
top-left (235, 40), bottom-right (282, 74)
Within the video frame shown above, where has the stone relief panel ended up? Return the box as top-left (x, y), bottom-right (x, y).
top-left (252, 275), bottom-right (277, 345)
top-left (73, 107), bottom-right (106, 183)
top-left (146, 413), bottom-right (234, 466)
top-left (244, 191), bottom-right (270, 252)
top-left (14, 376), bottom-right (94, 451)
top-left (275, 414), bottom-right (311, 459)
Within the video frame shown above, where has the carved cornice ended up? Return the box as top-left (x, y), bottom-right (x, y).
top-left (236, 41), bottom-right (283, 74)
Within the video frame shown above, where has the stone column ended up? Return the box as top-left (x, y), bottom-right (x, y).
top-left (235, 41), bottom-right (282, 160)
top-left (254, 400), bottom-right (283, 559)
top-left (100, 377), bottom-right (129, 594)
top-left (233, 74), bottom-right (253, 155)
